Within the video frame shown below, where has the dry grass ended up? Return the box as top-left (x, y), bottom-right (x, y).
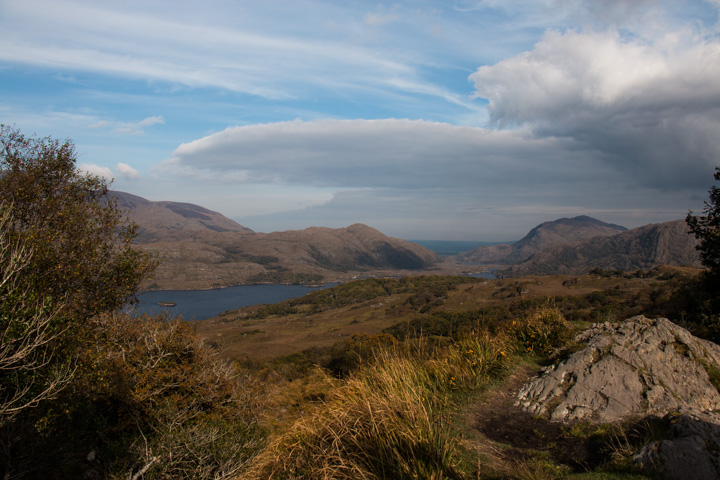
top-left (242, 332), bottom-right (512, 480)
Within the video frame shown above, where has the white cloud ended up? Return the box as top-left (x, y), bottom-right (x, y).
top-left (159, 118), bottom-right (606, 190)
top-left (469, 26), bottom-right (720, 189)
top-left (156, 115), bottom-right (711, 239)
top-left (115, 116), bottom-right (164, 135)
top-left (364, 12), bottom-right (402, 26)
top-left (116, 162), bottom-right (140, 180)
top-left (78, 162), bottom-right (113, 180)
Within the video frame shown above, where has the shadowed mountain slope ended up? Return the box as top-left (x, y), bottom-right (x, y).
top-left (458, 216), bottom-right (627, 265)
top-left (501, 219), bottom-right (701, 276)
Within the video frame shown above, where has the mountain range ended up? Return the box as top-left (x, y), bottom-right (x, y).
top-left (112, 191), bottom-right (703, 289)
top-left (499, 219), bottom-right (700, 276)
top-left (111, 191), bottom-right (441, 289)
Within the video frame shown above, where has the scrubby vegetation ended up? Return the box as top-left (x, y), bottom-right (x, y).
top-left (0, 127), bottom-right (265, 479)
top-left (2, 126), bottom-right (715, 479)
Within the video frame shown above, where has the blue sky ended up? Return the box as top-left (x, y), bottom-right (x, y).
top-left (2, 0), bottom-right (720, 241)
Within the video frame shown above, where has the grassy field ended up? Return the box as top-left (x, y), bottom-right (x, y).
top-left (195, 266), bottom-right (699, 361)
top-left (187, 266), bottom-right (706, 478)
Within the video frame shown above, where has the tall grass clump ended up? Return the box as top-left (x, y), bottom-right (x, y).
top-left (244, 331), bottom-right (512, 480)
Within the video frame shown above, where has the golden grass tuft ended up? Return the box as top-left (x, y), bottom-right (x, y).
top-left (243, 332), bottom-right (512, 479)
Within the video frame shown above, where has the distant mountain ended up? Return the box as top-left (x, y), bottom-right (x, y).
top-left (111, 191), bottom-right (254, 241)
top-left (499, 219), bottom-right (701, 277)
top-left (458, 216), bottom-right (627, 265)
top-left (112, 192), bottom-right (441, 290)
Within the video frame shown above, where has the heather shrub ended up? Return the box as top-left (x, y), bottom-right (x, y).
top-left (2, 313), bottom-right (267, 479)
top-left (83, 313), bottom-right (267, 480)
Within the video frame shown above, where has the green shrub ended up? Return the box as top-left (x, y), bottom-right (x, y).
top-left (506, 304), bottom-right (572, 356)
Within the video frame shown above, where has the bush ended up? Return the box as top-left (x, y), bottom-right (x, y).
top-left (2, 313), bottom-right (267, 479)
top-left (506, 305), bottom-right (572, 356)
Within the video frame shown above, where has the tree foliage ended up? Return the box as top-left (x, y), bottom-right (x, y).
top-left (0, 125), bottom-right (157, 318)
top-left (0, 127), bottom-right (270, 479)
top-left (687, 166), bottom-right (720, 287)
top-left (0, 204), bottom-right (73, 426)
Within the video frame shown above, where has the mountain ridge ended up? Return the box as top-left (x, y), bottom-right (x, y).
top-left (458, 215), bottom-right (628, 264)
top-left (113, 191), bottom-right (703, 288)
top-left (500, 219), bottom-right (701, 276)
top-left (112, 191), bottom-right (442, 289)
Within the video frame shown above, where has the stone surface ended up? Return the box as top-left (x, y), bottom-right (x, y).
top-left (634, 409), bottom-right (720, 480)
top-left (516, 315), bottom-right (720, 479)
top-left (516, 316), bottom-right (720, 423)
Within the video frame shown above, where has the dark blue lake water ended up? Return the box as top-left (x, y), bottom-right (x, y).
top-left (127, 284), bottom-right (333, 321)
top-left (127, 271), bottom-right (498, 321)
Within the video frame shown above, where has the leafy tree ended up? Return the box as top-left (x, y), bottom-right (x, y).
top-left (0, 127), bottom-right (268, 479)
top-left (0, 125), bottom-right (157, 318)
top-left (687, 166), bottom-right (720, 288)
top-left (0, 126), bottom-right (158, 475)
top-left (0, 204), bottom-right (73, 426)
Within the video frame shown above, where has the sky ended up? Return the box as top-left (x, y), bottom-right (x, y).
top-left (2, 0), bottom-right (720, 241)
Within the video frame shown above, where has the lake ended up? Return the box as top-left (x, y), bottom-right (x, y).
top-left (127, 271), bottom-right (498, 321)
top-left (126, 283), bottom-right (333, 321)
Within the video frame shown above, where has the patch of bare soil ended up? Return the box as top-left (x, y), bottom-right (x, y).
top-left (462, 363), bottom-right (610, 473)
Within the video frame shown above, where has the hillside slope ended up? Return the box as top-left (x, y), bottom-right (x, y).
top-left (501, 219), bottom-right (701, 276)
top-left (113, 192), bottom-right (442, 289)
top-left (112, 191), bottom-right (254, 241)
top-left (458, 216), bottom-right (627, 264)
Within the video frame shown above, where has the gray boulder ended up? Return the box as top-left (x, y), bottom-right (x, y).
top-left (635, 408), bottom-right (720, 480)
top-left (516, 315), bottom-right (720, 479)
top-left (516, 316), bottom-right (720, 423)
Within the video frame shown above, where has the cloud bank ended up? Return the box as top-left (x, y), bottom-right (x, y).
top-left (154, 15), bottom-right (720, 239)
top-left (470, 28), bottom-right (720, 189)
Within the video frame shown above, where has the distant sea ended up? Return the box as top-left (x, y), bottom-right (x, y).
top-left (409, 240), bottom-right (510, 256)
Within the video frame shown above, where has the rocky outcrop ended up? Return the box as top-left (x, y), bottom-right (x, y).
top-left (517, 316), bottom-right (720, 422)
top-left (516, 315), bottom-right (720, 479)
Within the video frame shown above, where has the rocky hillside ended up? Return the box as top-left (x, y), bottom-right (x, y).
top-left (501, 219), bottom-right (701, 276)
top-left (112, 192), bottom-right (441, 290)
top-left (458, 216), bottom-right (627, 264)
